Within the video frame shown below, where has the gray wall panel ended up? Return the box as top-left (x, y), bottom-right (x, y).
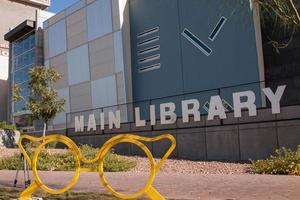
top-left (239, 123), bottom-right (277, 161)
top-left (152, 130), bottom-right (178, 159)
top-left (206, 126), bottom-right (240, 161)
top-left (67, 106), bottom-right (300, 162)
top-left (48, 19), bottom-right (67, 58)
top-left (177, 129), bottom-right (206, 161)
top-left (277, 120), bottom-right (300, 151)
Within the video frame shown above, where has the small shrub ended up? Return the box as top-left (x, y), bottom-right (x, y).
top-left (77, 144), bottom-right (137, 172)
top-left (0, 155), bottom-right (21, 170)
top-left (0, 187), bottom-right (141, 200)
top-left (0, 121), bottom-right (16, 131)
top-left (0, 144), bottom-right (136, 172)
top-left (251, 145), bottom-right (300, 175)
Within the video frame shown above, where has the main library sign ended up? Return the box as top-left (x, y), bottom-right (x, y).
top-left (74, 85), bottom-right (286, 133)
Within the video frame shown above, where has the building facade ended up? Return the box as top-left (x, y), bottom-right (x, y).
top-left (0, 0), bottom-right (51, 122)
top-left (0, 43), bottom-right (9, 121)
top-left (6, 0), bottom-right (300, 161)
top-left (4, 3), bottom-right (54, 129)
top-left (43, 0), bottom-right (132, 130)
top-left (43, 0), bottom-right (264, 128)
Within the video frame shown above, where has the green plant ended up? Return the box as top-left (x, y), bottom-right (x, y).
top-left (0, 145), bottom-right (136, 172)
top-left (258, 0), bottom-right (300, 26)
top-left (0, 187), bottom-right (125, 200)
top-left (13, 66), bottom-right (66, 137)
top-left (0, 121), bottom-right (16, 131)
top-left (256, 0), bottom-right (300, 51)
top-left (251, 145), bottom-right (300, 175)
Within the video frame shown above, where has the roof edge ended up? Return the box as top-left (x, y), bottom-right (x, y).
top-left (4, 20), bottom-right (36, 42)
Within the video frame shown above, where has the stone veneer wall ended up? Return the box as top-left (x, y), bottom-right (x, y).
top-left (0, 129), bottom-right (20, 148)
top-left (0, 80), bottom-right (8, 121)
top-left (41, 105), bottom-right (300, 162)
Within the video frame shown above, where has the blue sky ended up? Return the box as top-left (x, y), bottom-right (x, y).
top-left (47, 0), bottom-right (79, 13)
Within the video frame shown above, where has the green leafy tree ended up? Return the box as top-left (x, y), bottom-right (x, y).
top-left (256, 0), bottom-right (300, 50)
top-left (13, 66), bottom-right (66, 137)
top-left (258, 0), bottom-right (300, 26)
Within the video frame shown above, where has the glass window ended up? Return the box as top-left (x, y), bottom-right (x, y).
top-left (14, 66), bottom-right (30, 84)
top-left (13, 43), bottom-right (20, 56)
top-left (23, 53), bottom-right (30, 66)
top-left (29, 34), bottom-right (35, 49)
top-left (14, 114), bottom-right (33, 128)
top-left (12, 32), bottom-right (35, 115)
top-left (15, 99), bottom-right (27, 112)
top-left (15, 56), bottom-right (22, 70)
top-left (14, 51), bottom-right (35, 72)
top-left (20, 82), bottom-right (30, 97)
top-left (29, 49), bottom-right (35, 65)
top-left (23, 37), bottom-right (30, 51)
top-left (13, 33), bottom-right (36, 71)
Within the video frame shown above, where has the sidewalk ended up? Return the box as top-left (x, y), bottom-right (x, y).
top-left (0, 170), bottom-right (300, 200)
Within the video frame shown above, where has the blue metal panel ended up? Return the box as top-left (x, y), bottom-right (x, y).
top-left (130, 0), bottom-right (183, 101)
top-left (130, 0), bottom-right (261, 106)
top-left (178, 0), bottom-right (260, 93)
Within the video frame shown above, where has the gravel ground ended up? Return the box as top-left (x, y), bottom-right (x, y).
top-left (2, 170), bottom-right (300, 200)
top-left (0, 148), bottom-right (68, 158)
top-left (0, 149), bottom-right (252, 175)
top-left (0, 149), bottom-right (19, 158)
top-left (127, 156), bottom-right (251, 175)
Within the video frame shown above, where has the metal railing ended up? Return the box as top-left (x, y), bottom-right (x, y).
top-left (66, 77), bottom-right (299, 131)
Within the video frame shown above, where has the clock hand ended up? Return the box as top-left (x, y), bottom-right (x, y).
top-left (209, 16), bottom-right (227, 41)
top-left (182, 28), bottom-right (212, 56)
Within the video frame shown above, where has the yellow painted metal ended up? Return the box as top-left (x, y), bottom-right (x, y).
top-left (18, 133), bottom-right (176, 200)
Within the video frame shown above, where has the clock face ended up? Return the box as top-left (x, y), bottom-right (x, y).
top-left (130, 0), bottom-right (261, 105)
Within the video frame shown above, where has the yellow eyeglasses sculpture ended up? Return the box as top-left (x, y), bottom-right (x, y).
top-left (18, 133), bottom-right (176, 200)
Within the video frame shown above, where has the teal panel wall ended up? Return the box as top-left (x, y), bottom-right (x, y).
top-left (130, 0), bottom-right (261, 109)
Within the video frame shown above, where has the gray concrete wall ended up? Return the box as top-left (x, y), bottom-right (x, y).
top-left (65, 105), bottom-right (300, 162)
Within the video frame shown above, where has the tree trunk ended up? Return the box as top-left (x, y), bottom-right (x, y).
top-left (43, 122), bottom-right (47, 138)
top-left (43, 122), bottom-right (47, 145)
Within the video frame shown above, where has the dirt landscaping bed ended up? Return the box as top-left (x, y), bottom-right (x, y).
top-left (127, 156), bottom-right (251, 175)
top-left (0, 149), bottom-right (251, 175)
top-left (0, 149), bottom-right (19, 158)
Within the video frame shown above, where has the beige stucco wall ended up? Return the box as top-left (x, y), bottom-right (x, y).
top-left (0, 80), bottom-right (8, 121)
top-left (0, 0), bottom-right (38, 45)
top-left (0, 0), bottom-right (41, 122)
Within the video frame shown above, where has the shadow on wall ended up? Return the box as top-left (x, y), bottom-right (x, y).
top-left (0, 129), bottom-right (20, 148)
